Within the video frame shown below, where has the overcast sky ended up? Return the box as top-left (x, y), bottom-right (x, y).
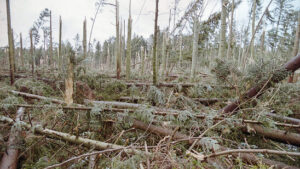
top-left (0, 0), bottom-right (299, 48)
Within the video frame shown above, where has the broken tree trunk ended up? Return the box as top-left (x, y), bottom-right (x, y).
top-left (266, 112), bottom-right (300, 125)
top-left (10, 90), bottom-right (65, 104)
top-left (0, 115), bottom-right (147, 156)
top-left (243, 124), bottom-right (300, 146)
top-left (0, 107), bottom-right (25, 169)
top-left (132, 120), bottom-right (297, 169)
top-left (221, 54), bottom-right (300, 114)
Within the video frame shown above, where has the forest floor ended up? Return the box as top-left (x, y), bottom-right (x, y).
top-left (0, 63), bottom-right (300, 168)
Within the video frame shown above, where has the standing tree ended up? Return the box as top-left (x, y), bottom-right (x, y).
top-left (227, 0), bottom-right (234, 58)
top-left (289, 11), bottom-right (300, 83)
top-left (152, 0), bottom-right (159, 85)
top-left (6, 0), bottom-right (15, 85)
top-left (58, 16), bottom-right (62, 71)
top-left (83, 18), bottom-right (87, 58)
top-left (20, 33), bottom-right (24, 68)
top-left (218, 0), bottom-right (227, 58)
top-left (64, 44), bottom-right (75, 106)
top-left (30, 29), bottom-right (34, 77)
top-left (250, 0), bottom-right (256, 59)
top-left (191, 17), bottom-right (199, 81)
top-left (115, 0), bottom-right (121, 79)
top-left (49, 10), bottom-right (53, 66)
top-left (95, 41), bottom-right (101, 69)
top-left (126, 0), bottom-right (132, 79)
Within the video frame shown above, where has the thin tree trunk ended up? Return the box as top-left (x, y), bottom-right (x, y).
top-left (179, 35), bottom-right (183, 67)
top-left (12, 29), bottom-right (16, 72)
top-left (49, 10), bottom-right (53, 66)
top-left (289, 12), bottom-right (300, 83)
top-left (250, 0), bottom-right (256, 59)
top-left (152, 0), bottom-right (159, 85)
top-left (6, 0), bottom-right (14, 85)
top-left (30, 29), bottom-right (34, 77)
top-left (126, 0), bottom-right (132, 79)
top-left (83, 18), bottom-right (87, 58)
top-left (20, 33), bottom-right (24, 68)
top-left (140, 46), bottom-right (145, 76)
top-left (218, 0), bottom-right (227, 58)
top-left (227, 0), bottom-right (234, 58)
top-left (59, 16), bottom-right (62, 72)
top-left (115, 0), bottom-right (121, 79)
top-left (161, 32), bottom-right (166, 77)
top-left (190, 17), bottom-right (198, 82)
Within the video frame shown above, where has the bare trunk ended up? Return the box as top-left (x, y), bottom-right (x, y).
top-left (30, 29), bottom-right (34, 77)
top-left (126, 0), bottom-right (132, 79)
top-left (49, 10), bottom-right (53, 66)
top-left (6, 0), bottom-right (15, 85)
top-left (83, 18), bottom-right (87, 58)
top-left (190, 17), bottom-right (199, 81)
top-left (20, 33), bottom-right (24, 68)
top-left (227, 0), bottom-right (234, 58)
top-left (64, 50), bottom-right (75, 106)
top-left (152, 0), bottom-right (159, 85)
top-left (59, 16), bottom-right (62, 72)
top-left (218, 0), bottom-right (227, 58)
top-left (289, 12), bottom-right (300, 83)
top-left (250, 0), bottom-right (256, 59)
top-left (116, 0), bottom-right (121, 79)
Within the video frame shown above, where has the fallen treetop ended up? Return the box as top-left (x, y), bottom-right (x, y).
top-left (221, 54), bottom-right (300, 114)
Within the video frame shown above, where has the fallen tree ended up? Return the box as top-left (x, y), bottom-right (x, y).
top-left (0, 107), bottom-right (25, 169)
top-left (243, 124), bottom-right (300, 146)
top-left (0, 115), bottom-right (147, 156)
top-left (6, 103), bottom-right (300, 129)
top-left (132, 119), bottom-right (299, 169)
top-left (221, 54), bottom-right (300, 114)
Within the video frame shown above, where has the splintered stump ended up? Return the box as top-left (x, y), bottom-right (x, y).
top-left (0, 107), bottom-right (25, 169)
top-left (221, 54), bottom-right (300, 114)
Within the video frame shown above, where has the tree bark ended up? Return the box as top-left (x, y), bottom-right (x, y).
top-left (289, 12), bottom-right (300, 83)
top-left (0, 107), bottom-right (25, 169)
top-left (250, 0), bottom-right (256, 59)
top-left (6, 0), bottom-right (15, 85)
top-left (243, 124), bottom-right (300, 146)
top-left (64, 49), bottom-right (75, 106)
top-left (30, 29), bottom-right (34, 77)
top-left (152, 0), bottom-right (159, 85)
top-left (126, 0), bottom-right (132, 80)
top-left (221, 54), bottom-right (300, 114)
top-left (227, 0), bottom-right (234, 58)
top-left (116, 0), bottom-right (121, 79)
top-left (218, 0), bottom-right (227, 58)
top-left (49, 10), bottom-right (53, 66)
top-left (59, 16), bottom-right (62, 72)
top-left (190, 17), bottom-right (199, 82)
top-left (83, 18), bottom-right (87, 59)
top-left (19, 33), bottom-right (24, 68)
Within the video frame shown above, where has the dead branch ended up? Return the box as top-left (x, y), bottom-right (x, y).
top-left (0, 107), bottom-right (25, 169)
